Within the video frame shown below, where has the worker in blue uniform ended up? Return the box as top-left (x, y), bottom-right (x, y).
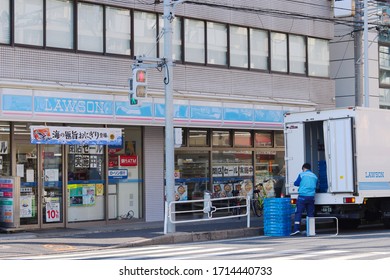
top-left (290, 163), bottom-right (318, 236)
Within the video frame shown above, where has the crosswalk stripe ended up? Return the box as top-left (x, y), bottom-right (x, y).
top-left (268, 250), bottom-right (349, 260)
top-left (113, 247), bottom-right (234, 260)
top-left (15, 245), bottom-right (173, 260)
top-left (166, 247), bottom-right (273, 260)
top-left (58, 246), bottom-right (203, 260)
top-left (327, 251), bottom-right (390, 260)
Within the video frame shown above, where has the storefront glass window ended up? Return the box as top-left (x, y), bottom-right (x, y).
top-left (42, 145), bottom-right (63, 224)
top-left (107, 127), bottom-right (142, 220)
top-left (274, 131), bottom-right (284, 147)
top-left (234, 131), bottom-right (252, 147)
top-left (14, 123), bottom-right (39, 225)
top-left (254, 131), bottom-right (273, 147)
top-left (211, 151), bottom-right (253, 198)
top-left (212, 130), bottom-right (231, 147)
top-left (175, 152), bottom-right (210, 201)
top-left (189, 129), bottom-right (208, 147)
top-left (255, 151), bottom-right (285, 198)
top-left (67, 144), bottom-right (105, 222)
top-left (0, 123), bottom-right (11, 176)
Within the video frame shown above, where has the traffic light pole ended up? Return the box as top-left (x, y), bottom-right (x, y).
top-left (163, 0), bottom-right (175, 234)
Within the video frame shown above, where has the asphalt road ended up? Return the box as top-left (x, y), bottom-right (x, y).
top-left (2, 223), bottom-right (390, 260)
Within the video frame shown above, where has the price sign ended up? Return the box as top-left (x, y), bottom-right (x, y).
top-left (46, 202), bottom-right (60, 222)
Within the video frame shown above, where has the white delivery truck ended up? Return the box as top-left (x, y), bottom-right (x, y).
top-left (284, 107), bottom-right (390, 229)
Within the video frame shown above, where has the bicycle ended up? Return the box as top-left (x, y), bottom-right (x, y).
top-left (251, 185), bottom-right (267, 217)
top-left (118, 210), bottom-right (134, 220)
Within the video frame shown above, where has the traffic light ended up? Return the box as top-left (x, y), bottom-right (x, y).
top-left (132, 68), bottom-right (147, 98)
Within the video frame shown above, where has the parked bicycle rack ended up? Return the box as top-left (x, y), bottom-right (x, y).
top-left (306, 216), bottom-right (339, 236)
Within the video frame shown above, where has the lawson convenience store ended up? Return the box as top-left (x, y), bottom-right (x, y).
top-left (0, 87), bottom-right (288, 230)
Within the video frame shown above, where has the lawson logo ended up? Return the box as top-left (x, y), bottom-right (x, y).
top-left (365, 171), bottom-right (385, 178)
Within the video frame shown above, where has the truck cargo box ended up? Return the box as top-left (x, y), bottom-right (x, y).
top-left (284, 107), bottom-right (390, 228)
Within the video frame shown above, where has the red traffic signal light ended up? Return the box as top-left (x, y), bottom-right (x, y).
top-left (136, 69), bottom-right (146, 83)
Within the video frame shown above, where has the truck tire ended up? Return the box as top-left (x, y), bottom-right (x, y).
top-left (338, 218), bottom-right (360, 230)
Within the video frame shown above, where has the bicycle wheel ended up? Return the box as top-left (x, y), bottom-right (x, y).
top-left (251, 199), bottom-right (263, 217)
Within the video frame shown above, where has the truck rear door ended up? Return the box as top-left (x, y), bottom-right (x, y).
top-left (285, 122), bottom-right (305, 194)
top-left (323, 118), bottom-right (354, 193)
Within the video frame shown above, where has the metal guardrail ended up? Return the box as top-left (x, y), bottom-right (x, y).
top-left (164, 194), bottom-right (251, 234)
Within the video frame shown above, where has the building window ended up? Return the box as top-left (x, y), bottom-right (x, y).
top-left (254, 131), bottom-right (273, 147)
top-left (189, 129), bottom-right (209, 147)
top-left (134, 11), bottom-right (157, 57)
top-left (250, 28), bottom-right (268, 70)
top-left (184, 18), bottom-right (205, 63)
top-left (46, 0), bottom-right (73, 49)
top-left (159, 16), bottom-right (182, 61)
top-left (230, 26), bottom-right (248, 68)
top-left (207, 22), bottom-right (227, 65)
top-left (212, 130), bottom-right (231, 147)
top-left (15, 0), bottom-right (44, 46)
top-left (289, 34), bottom-right (306, 74)
top-left (234, 131), bottom-right (252, 147)
top-left (78, 2), bottom-right (103, 52)
top-left (274, 131), bottom-right (284, 147)
top-left (0, 0), bottom-right (10, 44)
top-left (308, 37), bottom-right (329, 77)
top-left (271, 32), bottom-right (287, 72)
top-left (106, 6), bottom-right (131, 55)
top-left (379, 45), bottom-right (390, 86)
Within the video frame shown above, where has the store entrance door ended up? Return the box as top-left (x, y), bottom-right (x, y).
top-left (17, 140), bottom-right (64, 228)
top-left (41, 145), bottom-right (64, 227)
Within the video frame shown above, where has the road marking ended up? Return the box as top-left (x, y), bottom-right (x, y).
top-left (269, 250), bottom-right (349, 260)
top-left (166, 247), bottom-right (273, 260)
top-left (43, 244), bottom-right (76, 252)
top-left (327, 251), bottom-right (390, 260)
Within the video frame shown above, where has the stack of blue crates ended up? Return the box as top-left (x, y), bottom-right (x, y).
top-left (318, 160), bottom-right (328, 193)
top-left (263, 198), bottom-right (292, 236)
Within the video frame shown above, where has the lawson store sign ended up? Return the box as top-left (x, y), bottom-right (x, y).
top-left (0, 89), bottom-right (285, 129)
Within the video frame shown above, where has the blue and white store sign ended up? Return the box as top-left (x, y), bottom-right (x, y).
top-left (108, 169), bottom-right (128, 179)
top-left (0, 89), bottom-right (286, 129)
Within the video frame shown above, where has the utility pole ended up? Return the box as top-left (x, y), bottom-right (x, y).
top-left (355, 0), bottom-right (364, 107)
top-left (163, 0), bottom-right (175, 234)
top-left (363, 0), bottom-right (369, 107)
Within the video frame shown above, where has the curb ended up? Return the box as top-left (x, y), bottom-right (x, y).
top-left (117, 226), bottom-right (263, 248)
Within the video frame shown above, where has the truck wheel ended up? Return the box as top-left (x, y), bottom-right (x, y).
top-left (338, 219), bottom-right (360, 230)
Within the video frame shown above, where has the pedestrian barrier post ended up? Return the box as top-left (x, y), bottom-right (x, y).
top-left (306, 216), bottom-right (339, 236)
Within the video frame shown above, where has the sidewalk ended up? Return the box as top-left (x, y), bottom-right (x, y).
top-left (0, 216), bottom-right (265, 249)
